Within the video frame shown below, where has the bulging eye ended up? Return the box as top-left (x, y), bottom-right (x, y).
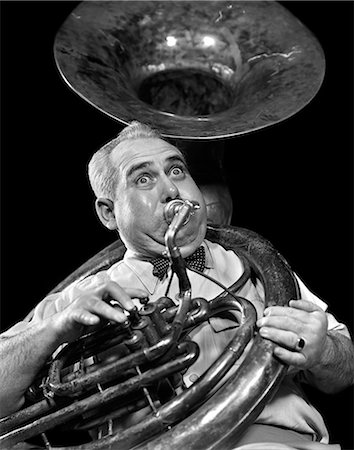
top-left (171, 166), bottom-right (184, 177)
top-left (136, 175), bottom-right (150, 185)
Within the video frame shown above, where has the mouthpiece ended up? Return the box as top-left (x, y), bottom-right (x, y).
top-left (164, 199), bottom-right (200, 225)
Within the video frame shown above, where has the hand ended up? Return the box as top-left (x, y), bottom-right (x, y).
top-left (256, 299), bottom-right (328, 370)
top-left (48, 281), bottom-right (148, 344)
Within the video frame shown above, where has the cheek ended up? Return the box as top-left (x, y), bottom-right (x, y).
top-left (115, 195), bottom-right (157, 232)
top-left (187, 183), bottom-right (208, 220)
top-left (183, 179), bottom-right (205, 202)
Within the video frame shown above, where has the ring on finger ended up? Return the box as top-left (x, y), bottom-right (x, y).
top-left (295, 337), bottom-right (306, 351)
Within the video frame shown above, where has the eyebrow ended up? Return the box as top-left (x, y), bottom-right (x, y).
top-left (126, 162), bottom-right (151, 180)
top-left (126, 155), bottom-right (187, 180)
top-left (166, 155), bottom-right (187, 167)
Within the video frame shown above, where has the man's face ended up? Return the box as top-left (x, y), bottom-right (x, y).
top-left (110, 137), bottom-right (207, 258)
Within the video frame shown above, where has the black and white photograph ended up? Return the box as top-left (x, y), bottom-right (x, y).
top-left (1, 1), bottom-right (353, 449)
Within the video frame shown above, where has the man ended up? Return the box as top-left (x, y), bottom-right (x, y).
top-left (1, 122), bottom-right (353, 449)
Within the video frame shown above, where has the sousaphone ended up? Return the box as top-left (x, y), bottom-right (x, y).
top-left (53, 0), bottom-right (325, 224)
top-left (0, 2), bottom-right (325, 449)
top-left (53, 0), bottom-right (325, 139)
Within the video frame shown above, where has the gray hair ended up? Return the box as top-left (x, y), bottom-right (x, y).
top-left (88, 121), bottom-right (161, 200)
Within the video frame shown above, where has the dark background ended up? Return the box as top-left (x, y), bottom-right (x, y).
top-left (1, 1), bottom-right (353, 448)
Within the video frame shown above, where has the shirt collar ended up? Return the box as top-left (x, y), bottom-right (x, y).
top-left (123, 241), bottom-right (214, 295)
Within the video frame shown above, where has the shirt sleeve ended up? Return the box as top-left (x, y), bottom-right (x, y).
top-left (295, 273), bottom-right (351, 338)
top-left (1, 271), bottom-right (112, 337)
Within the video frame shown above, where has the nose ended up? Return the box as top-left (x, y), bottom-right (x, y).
top-left (161, 175), bottom-right (179, 203)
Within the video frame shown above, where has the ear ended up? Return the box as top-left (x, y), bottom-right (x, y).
top-left (95, 198), bottom-right (118, 230)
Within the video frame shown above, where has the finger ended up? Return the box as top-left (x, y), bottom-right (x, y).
top-left (257, 315), bottom-right (302, 332)
top-left (263, 306), bottom-right (306, 319)
top-left (86, 297), bottom-right (128, 323)
top-left (262, 305), bottom-right (308, 321)
top-left (71, 309), bottom-right (101, 326)
top-left (273, 346), bottom-right (307, 367)
top-left (289, 299), bottom-right (323, 313)
top-left (97, 282), bottom-right (144, 312)
top-left (259, 327), bottom-right (300, 350)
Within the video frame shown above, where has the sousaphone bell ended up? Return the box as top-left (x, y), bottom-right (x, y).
top-left (54, 0), bottom-right (325, 139)
top-left (53, 0), bottom-right (325, 224)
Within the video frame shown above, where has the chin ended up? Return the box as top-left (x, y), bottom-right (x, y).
top-left (178, 240), bottom-right (203, 258)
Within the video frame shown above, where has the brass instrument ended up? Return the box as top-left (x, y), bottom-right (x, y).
top-left (0, 1), bottom-right (325, 448)
top-left (0, 200), bottom-right (299, 449)
top-left (53, 0), bottom-right (325, 140)
top-left (53, 0), bottom-right (325, 225)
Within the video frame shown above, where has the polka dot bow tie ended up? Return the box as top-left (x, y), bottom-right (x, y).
top-left (151, 246), bottom-right (206, 281)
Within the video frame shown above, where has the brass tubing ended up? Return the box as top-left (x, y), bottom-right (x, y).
top-left (132, 316), bottom-right (160, 346)
top-left (140, 303), bottom-right (171, 337)
top-left (0, 398), bottom-right (55, 434)
top-left (164, 201), bottom-right (196, 345)
top-left (137, 226), bottom-right (301, 450)
top-left (66, 304), bottom-right (256, 450)
top-left (157, 296), bottom-right (175, 311)
top-left (0, 341), bottom-right (199, 448)
top-left (125, 330), bottom-right (147, 352)
top-left (0, 226), bottom-right (302, 449)
top-left (160, 295), bottom-right (246, 331)
top-left (46, 335), bottom-right (175, 397)
top-left (73, 397), bottom-right (149, 432)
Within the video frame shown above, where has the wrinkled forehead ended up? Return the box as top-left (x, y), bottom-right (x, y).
top-left (110, 137), bottom-right (185, 176)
